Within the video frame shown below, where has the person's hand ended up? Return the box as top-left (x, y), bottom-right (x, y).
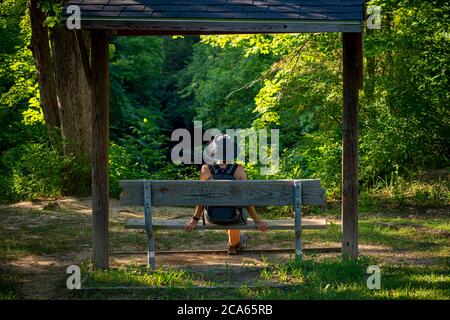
top-left (255, 220), bottom-right (269, 232)
top-left (185, 219), bottom-right (198, 232)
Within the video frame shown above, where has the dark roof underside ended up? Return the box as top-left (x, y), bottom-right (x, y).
top-left (64, 0), bottom-right (364, 35)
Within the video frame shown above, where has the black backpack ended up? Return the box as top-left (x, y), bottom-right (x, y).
top-left (203, 163), bottom-right (246, 225)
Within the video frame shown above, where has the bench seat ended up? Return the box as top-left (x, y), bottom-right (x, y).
top-left (120, 179), bottom-right (327, 268)
top-left (125, 218), bottom-right (327, 230)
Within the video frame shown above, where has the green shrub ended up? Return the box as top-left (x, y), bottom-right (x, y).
top-left (0, 143), bottom-right (89, 202)
top-left (360, 168), bottom-right (450, 208)
top-left (109, 141), bottom-right (151, 198)
top-left (109, 141), bottom-right (199, 198)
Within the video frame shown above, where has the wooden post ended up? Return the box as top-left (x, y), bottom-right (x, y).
top-left (293, 181), bottom-right (302, 263)
top-left (342, 32), bottom-right (362, 259)
top-left (91, 30), bottom-right (110, 269)
top-left (143, 181), bottom-right (155, 270)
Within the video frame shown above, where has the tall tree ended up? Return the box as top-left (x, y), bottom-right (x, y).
top-left (28, 0), bottom-right (92, 168)
top-left (28, 0), bottom-right (59, 139)
top-left (51, 26), bottom-right (92, 162)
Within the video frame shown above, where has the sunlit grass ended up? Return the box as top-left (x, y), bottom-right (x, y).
top-left (1, 193), bottom-right (448, 299)
top-left (257, 257), bottom-right (450, 300)
top-left (360, 172), bottom-right (450, 208)
top-left (74, 256), bottom-right (449, 300)
top-left (81, 264), bottom-right (197, 288)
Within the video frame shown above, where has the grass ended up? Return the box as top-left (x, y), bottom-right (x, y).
top-left (1, 203), bottom-right (449, 299)
top-left (359, 168), bottom-right (450, 209)
top-left (69, 256), bottom-right (449, 300)
top-left (81, 263), bottom-right (197, 288)
top-left (259, 257), bottom-right (449, 299)
top-left (0, 208), bottom-right (90, 262)
top-left (0, 170), bottom-right (448, 300)
top-left (0, 267), bottom-right (23, 300)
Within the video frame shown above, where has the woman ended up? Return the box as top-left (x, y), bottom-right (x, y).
top-left (185, 134), bottom-right (269, 254)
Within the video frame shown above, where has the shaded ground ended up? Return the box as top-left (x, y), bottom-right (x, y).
top-left (0, 197), bottom-right (449, 299)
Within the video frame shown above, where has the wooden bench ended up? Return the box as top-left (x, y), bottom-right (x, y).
top-left (120, 180), bottom-right (327, 269)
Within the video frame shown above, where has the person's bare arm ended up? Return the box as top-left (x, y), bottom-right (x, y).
top-left (185, 164), bottom-right (210, 232)
top-left (235, 166), bottom-right (269, 232)
top-left (246, 205), bottom-right (269, 231)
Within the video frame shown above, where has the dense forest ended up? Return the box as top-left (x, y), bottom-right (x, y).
top-left (0, 0), bottom-right (448, 204)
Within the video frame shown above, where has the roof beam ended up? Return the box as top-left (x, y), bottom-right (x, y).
top-left (69, 18), bottom-right (362, 34)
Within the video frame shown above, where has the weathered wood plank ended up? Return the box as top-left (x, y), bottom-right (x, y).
top-left (119, 180), bottom-right (326, 206)
top-left (125, 218), bottom-right (327, 231)
top-left (111, 247), bottom-right (341, 255)
top-left (79, 20), bottom-right (362, 34)
top-left (91, 30), bottom-right (110, 270)
top-left (341, 32), bottom-right (361, 260)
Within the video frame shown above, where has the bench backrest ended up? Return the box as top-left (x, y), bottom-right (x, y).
top-left (119, 180), bottom-right (325, 207)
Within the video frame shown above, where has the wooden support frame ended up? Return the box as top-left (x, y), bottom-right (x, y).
top-left (62, 0), bottom-right (365, 270)
top-left (143, 181), bottom-right (155, 270)
top-left (86, 27), bottom-right (363, 269)
top-left (91, 30), bottom-right (110, 269)
top-left (293, 181), bottom-right (303, 263)
top-left (342, 32), bottom-right (362, 259)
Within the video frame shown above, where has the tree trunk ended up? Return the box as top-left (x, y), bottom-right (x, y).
top-left (28, 1), bottom-right (93, 195)
top-left (27, 0), bottom-right (60, 142)
top-left (50, 26), bottom-right (92, 164)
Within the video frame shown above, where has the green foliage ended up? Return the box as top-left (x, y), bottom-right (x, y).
top-left (0, 143), bottom-right (89, 202)
top-left (196, 0), bottom-right (449, 199)
top-left (109, 37), bottom-right (166, 140)
top-left (109, 113), bottom-right (198, 198)
top-left (107, 36), bottom-right (202, 198)
top-left (178, 42), bottom-right (274, 130)
top-left (360, 0), bottom-right (450, 183)
top-left (0, 0), bottom-right (28, 55)
top-left (40, 0), bottom-right (64, 28)
top-left (109, 114), bottom-right (167, 198)
top-left (360, 168), bottom-right (450, 208)
top-left (109, 142), bottom-right (147, 198)
top-left (0, 0), bottom-right (37, 118)
top-left (0, 1), bottom-right (68, 202)
top-left (160, 36), bottom-right (199, 127)
top-left (0, 0), bottom-right (448, 206)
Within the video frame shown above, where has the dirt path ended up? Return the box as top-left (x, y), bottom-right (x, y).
top-left (1, 197), bottom-right (448, 299)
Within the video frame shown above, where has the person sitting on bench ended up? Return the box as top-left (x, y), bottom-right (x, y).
top-left (185, 134), bottom-right (269, 254)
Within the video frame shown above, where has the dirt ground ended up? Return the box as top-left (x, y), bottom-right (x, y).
top-left (0, 197), bottom-right (447, 298)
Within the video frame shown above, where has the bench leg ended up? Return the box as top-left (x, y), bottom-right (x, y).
top-left (295, 230), bottom-right (302, 263)
top-left (147, 234), bottom-right (155, 270)
top-left (294, 181), bottom-right (302, 263)
top-left (144, 181), bottom-right (155, 270)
